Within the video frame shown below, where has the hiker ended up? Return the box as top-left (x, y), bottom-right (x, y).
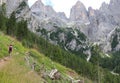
top-left (8, 44), bottom-right (13, 56)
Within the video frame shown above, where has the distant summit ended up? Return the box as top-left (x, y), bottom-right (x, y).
top-left (69, 1), bottom-right (89, 23)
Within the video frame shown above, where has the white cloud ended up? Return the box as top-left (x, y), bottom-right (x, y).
top-left (28, 0), bottom-right (110, 17)
top-left (28, 0), bottom-right (38, 7)
top-left (42, 0), bottom-right (53, 6)
top-left (51, 0), bottom-right (78, 17)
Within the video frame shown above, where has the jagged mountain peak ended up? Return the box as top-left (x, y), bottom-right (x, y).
top-left (109, 0), bottom-right (120, 11)
top-left (99, 2), bottom-right (109, 13)
top-left (88, 7), bottom-right (96, 16)
top-left (100, 2), bottom-right (109, 8)
top-left (110, 0), bottom-right (120, 4)
top-left (72, 0), bottom-right (86, 11)
top-left (31, 0), bottom-right (44, 10)
top-left (30, 0), bottom-right (46, 18)
top-left (57, 12), bottom-right (67, 20)
top-left (31, 0), bottom-right (44, 8)
top-left (45, 5), bottom-right (57, 17)
top-left (69, 0), bottom-right (89, 23)
top-left (31, 0), bottom-right (68, 20)
top-left (75, 0), bottom-right (85, 7)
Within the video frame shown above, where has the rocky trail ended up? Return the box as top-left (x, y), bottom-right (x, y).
top-left (0, 56), bottom-right (11, 69)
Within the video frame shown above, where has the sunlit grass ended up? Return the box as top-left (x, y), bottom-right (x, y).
top-left (0, 32), bottom-right (92, 83)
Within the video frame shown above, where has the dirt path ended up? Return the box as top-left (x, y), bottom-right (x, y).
top-left (0, 56), bottom-right (11, 69)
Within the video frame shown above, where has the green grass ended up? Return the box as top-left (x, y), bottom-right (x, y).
top-left (0, 32), bottom-right (42, 83)
top-left (0, 32), bottom-right (92, 83)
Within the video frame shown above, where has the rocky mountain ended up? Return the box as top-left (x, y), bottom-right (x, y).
top-left (87, 0), bottom-right (120, 52)
top-left (31, 0), bottom-right (67, 21)
top-left (31, 0), bottom-right (56, 19)
top-left (6, 0), bottom-right (27, 17)
top-left (6, 0), bottom-right (41, 32)
top-left (70, 1), bottom-right (89, 24)
top-left (57, 12), bottom-right (68, 21)
top-left (4, 0), bottom-right (120, 60)
top-left (30, 0), bottom-right (90, 58)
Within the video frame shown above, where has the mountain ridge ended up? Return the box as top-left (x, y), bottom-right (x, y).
top-left (4, 0), bottom-right (120, 60)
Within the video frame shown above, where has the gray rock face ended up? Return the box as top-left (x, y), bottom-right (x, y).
top-left (5, 0), bottom-right (120, 55)
top-left (6, 0), bottom-right (28, 17)
top-left (57, 12), bottom-right (68, 21)
top-left (88, 7), bottom-right (97, 25)
top-left (31, 0), bottom-right (46, 18)
top-left (66, 39), bottom-right (77, 51)
top-left (100, 1), bottom-right (120, 24)
top-left (45, 5), bottom-right (57, 17)
top-left (109, 0), bottom-right (120, 25)
top-left (31, 0), bottom-right (57, 18)
top-left (30, 0), bottom-right (68, 31)
top-left (6, 0), bottom-right (40, 32)
top-left (31, 0), bottom-right (67, 21)
top-left (69, 1), bottom-right (89, 23)
top-left (87, 0), bottom-right (120, 52)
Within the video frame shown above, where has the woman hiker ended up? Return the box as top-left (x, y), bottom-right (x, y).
top-left (8, 44), bottom-right (13, 56)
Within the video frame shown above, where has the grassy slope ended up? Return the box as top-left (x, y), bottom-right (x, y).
top-left (0, 32), bottom-right (92, 83)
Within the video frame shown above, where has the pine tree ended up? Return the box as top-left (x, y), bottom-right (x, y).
top-left (16, 20), bottom-right (28, 40)
top-left (6, 12), bottom-right (17, 36)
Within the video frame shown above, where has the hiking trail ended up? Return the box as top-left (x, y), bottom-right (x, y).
top-left (0, 56), bottom-right (11, 69)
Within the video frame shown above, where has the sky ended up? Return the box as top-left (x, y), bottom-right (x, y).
top-left (28, 0), bottom-right (110, 17)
